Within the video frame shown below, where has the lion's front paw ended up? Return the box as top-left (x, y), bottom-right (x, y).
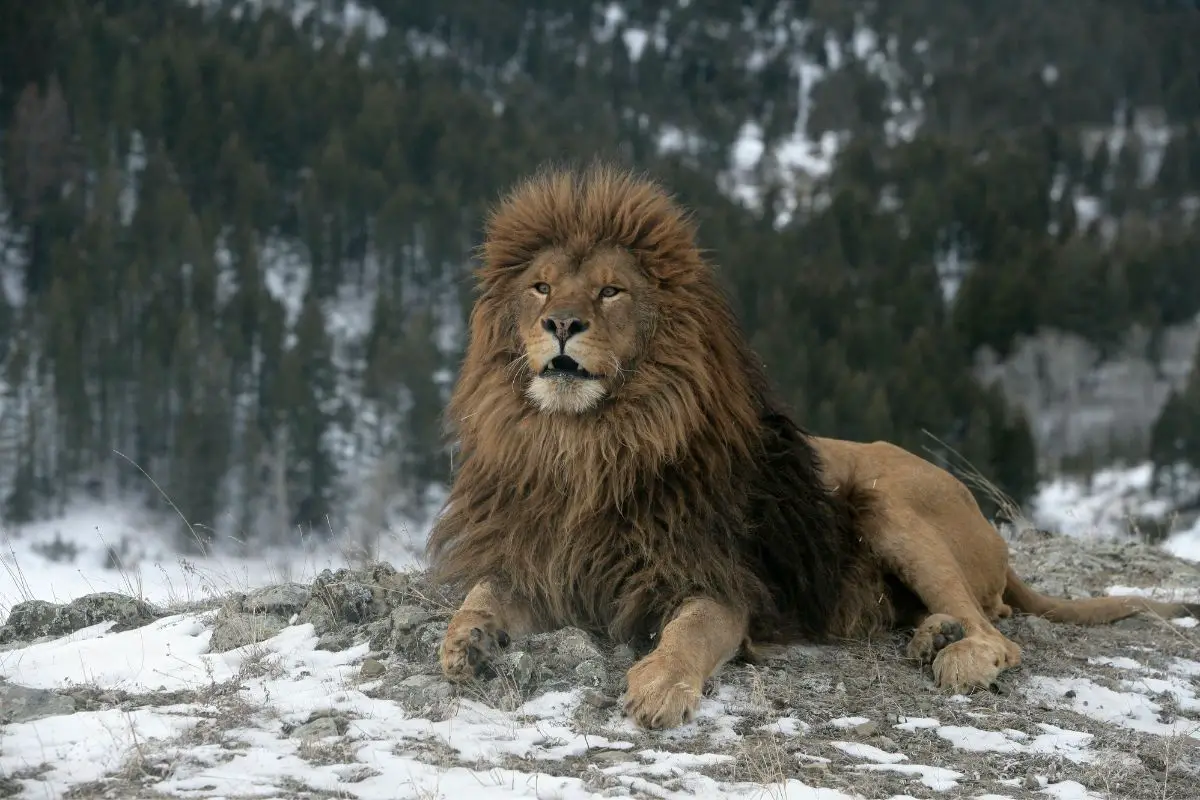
top-left (439, 613), bottom-right (511, 683)
top-left (931, 635), bottom-right (1021, 693)
top-left (622, 652), bottom-right (702, 730)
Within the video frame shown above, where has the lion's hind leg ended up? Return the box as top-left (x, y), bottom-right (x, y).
top-left (867, 509), bottom-right (1022, 694)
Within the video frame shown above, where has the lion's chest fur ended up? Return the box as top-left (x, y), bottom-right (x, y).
top-left (458, 456), bottom-right (757, 640)
top-left (426, 408), bottom-right (868, 645)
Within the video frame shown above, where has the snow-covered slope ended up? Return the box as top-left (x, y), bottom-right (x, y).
top-left (2, 468), bottom-right (1200, 799)
top-left (0, 546), bottom-right (1197, 800)
top-left (1031, 462), bottom-right (1200, 563)
top-left (0, 500), bottom-right (428, 625)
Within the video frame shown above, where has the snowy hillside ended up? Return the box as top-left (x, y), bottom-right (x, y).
top-left (1032, 463), bottom-right (1200, 563)
top-left (1, 531), bottom-right (1198, 800)
top-left (2, 464), bottom-right (1200, 799)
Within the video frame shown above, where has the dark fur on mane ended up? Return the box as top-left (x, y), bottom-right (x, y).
top-left (425, 161), bottom-right (886, 647)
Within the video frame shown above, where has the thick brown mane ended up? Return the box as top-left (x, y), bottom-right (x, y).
top-left (426, 162), bottom-right (885, 648)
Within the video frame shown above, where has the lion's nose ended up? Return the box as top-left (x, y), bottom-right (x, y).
top-left (541, 314), bottom-right (588, 343)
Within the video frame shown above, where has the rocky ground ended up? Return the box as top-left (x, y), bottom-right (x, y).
top-left (1, 528), bottom-right (1198, 800)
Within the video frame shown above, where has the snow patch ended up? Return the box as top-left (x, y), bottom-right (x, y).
top-left (1, 500), bottom-right (427, 626)
top-left (1023, 674), bottom-right (1200, 740)
top-left (854, 762), bottom-right (963, 791)
top-left (830, 740), bottom-right (907, 763)
top-left (1032, 461), bottom-right (1200, 563)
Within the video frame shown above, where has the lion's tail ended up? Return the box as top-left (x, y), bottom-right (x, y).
top-left (1003, 567), bottom-right (1200, 625)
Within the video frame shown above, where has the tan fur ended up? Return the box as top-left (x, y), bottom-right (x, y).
top-left (428, 162), bottom-right (1199, 731)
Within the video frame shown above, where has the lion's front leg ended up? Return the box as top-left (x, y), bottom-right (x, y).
top-left (440, 581), bottom-right (540, 683)
top-left (622, 598), bottom-right (748, 730)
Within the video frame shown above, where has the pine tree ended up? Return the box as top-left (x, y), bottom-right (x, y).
top-left (1083, 144), bottom-right (1111, 198)
top-left (398, 309), bottom-right (448, 489)
top-left (275, 289), bottom-right (339, 534)
top-left (1149, 390), bottom-right (1191, 499)
top-left (1108, 143), bottom-right (1138, 217)
top-left (15, 0), bottom-right (1200, 535)
top-left (1150, 343), bottom-right (1200, 504)
top-left (166, 312), bottom-right (233, 549)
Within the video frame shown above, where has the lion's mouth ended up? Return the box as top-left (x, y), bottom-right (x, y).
top-left (540, 355), bottom-right (601, 380)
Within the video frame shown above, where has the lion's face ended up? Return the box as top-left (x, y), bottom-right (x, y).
top-left (514, 245), bottom-right (650, 414)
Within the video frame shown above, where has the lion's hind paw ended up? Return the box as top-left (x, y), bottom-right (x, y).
top-left (906, 613), bottom-right (966, 665)
top-left (930, 634), bottom-right (1020, 694)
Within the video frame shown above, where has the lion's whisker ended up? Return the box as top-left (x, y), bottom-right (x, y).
top-left (505, 353), bottom-right (531, 393)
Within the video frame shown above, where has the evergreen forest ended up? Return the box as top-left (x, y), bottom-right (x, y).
top-left (2, 0), bottom-right (1200, 550)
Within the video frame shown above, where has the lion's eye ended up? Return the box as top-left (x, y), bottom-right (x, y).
top-left (599, 286), bottom-right (622, 299)
top-left (533, 282), bottom-right (551, 295)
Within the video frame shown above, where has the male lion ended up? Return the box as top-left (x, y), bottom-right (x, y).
top-left (426, 162), bottom-right (1199, 730)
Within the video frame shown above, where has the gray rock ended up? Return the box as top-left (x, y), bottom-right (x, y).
top-left (533, 628), bottom-right (604, 672)
top-left (1010, 614), bottom-right (1057, 644)
top-left (0, 600), bottom-right (60, 644)
top-left (0, 593), bottom-right (160, 644)
top-left (315, 631), bottom-right (356, 651)
top-left (366, 618), bottom-right (394, 651)
top-left (395, 673), bottom-right (453, 705)
top-left (290, 715), bottom-right (346, 739)
top-left (243, 583), bottom-right (311, 616)
top-left (0, 683), bottom-right (77, 723)
top-left (500, 651), bottom-right (535, 688)
top-left (390, 605), bottom-right (433, 633)
top-left (875, 735), bottom-right (899, 751)
top-left (610, 644), bottom-right (638, 670)
top-left (360, 658), bottom-right (386, 678)
top-left (574, 659), bottom-right (607, 687)
top-left (67, 593), bottom-right (161, 632)
top-left (209, 609), bottom-right (289, 652)
top-left (385, 605), bottom-right (436, 654)
top-left (296, 603), bottom-right (337, 636)
top-left (416, 622), bottom-right (448, 654)
top-left (304, 569), bottom-right (386, 626)
top-left (853, 720), bottom-right (880, 737)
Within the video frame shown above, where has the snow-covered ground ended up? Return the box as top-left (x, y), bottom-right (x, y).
top-left (2, 463), bottom-right (1199, 799)
top-left (6, 611), bottom-right (1197, 799)
top-left (0, 501), bottom-right (426, 626)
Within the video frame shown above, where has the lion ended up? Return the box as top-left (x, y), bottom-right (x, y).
top-left (425, 162), bottom-right (1199, 731)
